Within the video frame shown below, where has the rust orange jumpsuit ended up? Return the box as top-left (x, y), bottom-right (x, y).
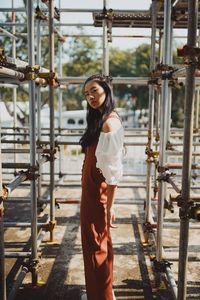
top-left (81, 142), bottom-right (114, 300)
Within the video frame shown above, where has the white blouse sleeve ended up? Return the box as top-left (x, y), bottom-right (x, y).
top-left (95, 127), bottom-right (124, 185)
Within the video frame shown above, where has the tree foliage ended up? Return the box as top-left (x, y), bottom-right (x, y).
top-left (62, 33), bottom-right (102, 109)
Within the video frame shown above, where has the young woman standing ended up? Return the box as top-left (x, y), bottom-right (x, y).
top-left (80, 74), bottom-right (124, 300)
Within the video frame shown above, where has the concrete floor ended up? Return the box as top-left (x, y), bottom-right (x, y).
top-left (3, 183), bottom-right (200, 300)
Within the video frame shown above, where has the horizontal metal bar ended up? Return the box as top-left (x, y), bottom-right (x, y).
top-left (151, 222), bottom-right (200, 229)
top-left (1, 149), bottom-right (43, 154)
top-left (5, 252), bottom-right (31, 258)
top-left (3, 222), bottom-right (48, 227)
top-left (0, 8), bottom-right (149, 13)
top-left (2, 163), bottom-right (30, 169)
top-left (0, 66), bottom-right (25, 80)
top-left (0, 26), bottom-right (17, 39)
top-left (5, 173), bottom-right (28, 194)
top-left (58, 76), bottom-right (149, 85)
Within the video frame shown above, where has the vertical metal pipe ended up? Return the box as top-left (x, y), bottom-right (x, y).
top-left (36, 0), bottom-right (42, 204)
top-left (102, 0), bottom-right (109, 75)
top-left (192, 30), bottom-right (200, 173)
top-left (27, 0), bottom-right (38, 284)
top-left (58, 0), bottom-right (63, 177)
top-left (177, 1), bottom-right (198, 299)
top-left (49, 0), bottom-right (55, 241)
top-left (166, 24), bottom-right (173, 141)
top-left (155, 29), bottom-right (163, 136)
top-left (194, 29), bottom-right (200, 131)
top-left (156, 0), bottom-right (171, 261)
top-left (12, 0), bottom-right (17, 173)
top-left (194, 91), bottom-right (199, 129)
top-left (0, 129), bottom-right (6, 300)
top-left (12, 1), bottom-right (17, 128)
top-left (145, 0), bottom-right (157, 223)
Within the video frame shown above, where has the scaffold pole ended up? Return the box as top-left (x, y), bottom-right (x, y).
top-left (177, 1), bottom-right (198, 299)
top-left (145, 0), bottom-right (157, 223)
top-left (0, 128), bottom-right (6, 300)
top-left (49, 0), bottom-right (56, 241)
top-left (156, 0), bottom-right (172, 261)
top-left (102, 0), bottom-right (109, 75)
top-left (27, 0), bottom-right (38, 285)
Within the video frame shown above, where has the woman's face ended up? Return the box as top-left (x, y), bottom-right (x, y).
top-left (84, 80), bottom-right (106, 110)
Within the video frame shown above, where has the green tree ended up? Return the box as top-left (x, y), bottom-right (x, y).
top-left (109, 47), bottom-right (135, 106)
top-left (63, 33), bottom-right (102, 109)
top-left (131, 44), bottom-right (151, 108)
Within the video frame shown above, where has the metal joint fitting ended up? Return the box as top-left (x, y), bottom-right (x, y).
top-left (0, 186), bottom-right (9, 200)
top-left (157, 165), bottom-right (168, 173)
top-left (18, 167), bottom-right (39, 181)
top-left (44, 150), bottom-right (57, 162)
top-left (177, 195), bottom-right (194, 220)
top-left (155, 132), bottom-right (160, 142)
top-left (177, 45), bottom-right (200, 67)
top-left (0, 48), bottom-right (16, 68)
top-left (189, 204), bottom-right (200, 221)
top-left (54, 7), bottom-right (60, 21)
top-left (166, 140), bottom-right (175, 151)
top-left (54, 141), bottom-right (60, 152)
top-left (148, 77), bottom-right (162, 87)
top-left (23, 258), bottom-right (39, 273)
top-left (44, 220), bottom-right (57, 232)
top-left (177, 44), bottom-right (200, 58)
top-left (145, 147), bottom-right (158, 161)
top-left (153, 258), bottom-right (173, 273)
top-left (143, 222), bottom-right (154, 233)
top-left (35, 5), bottom-right (48, 21)
top-left (157, 170), bottom-right (175, 183)
top-left (164, 199), bottom-right (174, 213)
top-left (18, 65), bottom-right (40, 81)
top-left (41, 154), bottom-right (51, 162)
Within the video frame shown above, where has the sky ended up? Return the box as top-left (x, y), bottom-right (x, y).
top-left (0, 0), bottom-right (187, 51)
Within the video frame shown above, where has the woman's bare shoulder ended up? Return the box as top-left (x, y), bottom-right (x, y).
top-left (102, 112), bottom-right (122, 133)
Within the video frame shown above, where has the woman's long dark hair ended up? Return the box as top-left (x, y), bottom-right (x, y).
top-left (79, 74), bottom-right (115, 151)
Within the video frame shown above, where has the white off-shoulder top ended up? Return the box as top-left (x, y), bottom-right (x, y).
top-left (95, 126), bottom-right (124, 185)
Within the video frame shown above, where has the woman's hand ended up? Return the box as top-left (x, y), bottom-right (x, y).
top-left (108, 207), bottom-right (117, 228)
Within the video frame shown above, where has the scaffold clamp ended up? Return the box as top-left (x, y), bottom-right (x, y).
top-left (164, 198), bottom-right (174, 213)
top-left (153, 258), bottom-right (173, 273)
top-left (157, 169), bottom-right (175, 182)
top-left (177, 45), bottom-right (200, 69)
top-left (35, 5), bottom-right (48, 21)
top-left (0, 48), bottom-right (16, 68)
top-left (166, 140), bottom-right (175, 151)
top-left (145, 146), bottom-right (159, 162)
top-left (18, 65), bottom-right (40, 81)
top-left (43, 220), bottom-right (57, 233)
top-left (39, 71), bottom-right (59, 87)
top-left (23, 258), bottom-right (40, 273)
top-left (177, 194), bottom-right (194, 220)
top-left (42, 148), bottom-right (57, 162)
top-left (143, 222), bottom-right (154, 234)
top-left (0, 185), bottom-right (9, 201)
top-left (18, 167), bottom-right (39, 181)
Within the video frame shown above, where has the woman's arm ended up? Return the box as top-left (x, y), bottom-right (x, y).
top-left (107, 184), bottom-right (118, 227)
top-left (107, 184), bottom-right (117, 210)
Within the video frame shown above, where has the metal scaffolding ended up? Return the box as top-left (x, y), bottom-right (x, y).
top-left (0, 1), bottom-right (200, 300)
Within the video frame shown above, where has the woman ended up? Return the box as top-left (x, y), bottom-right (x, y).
top-left (80, 74), bottom-right (124, 300)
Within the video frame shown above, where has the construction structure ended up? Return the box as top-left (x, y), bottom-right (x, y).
top-left (0, 0), bottom-right (200, 299)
